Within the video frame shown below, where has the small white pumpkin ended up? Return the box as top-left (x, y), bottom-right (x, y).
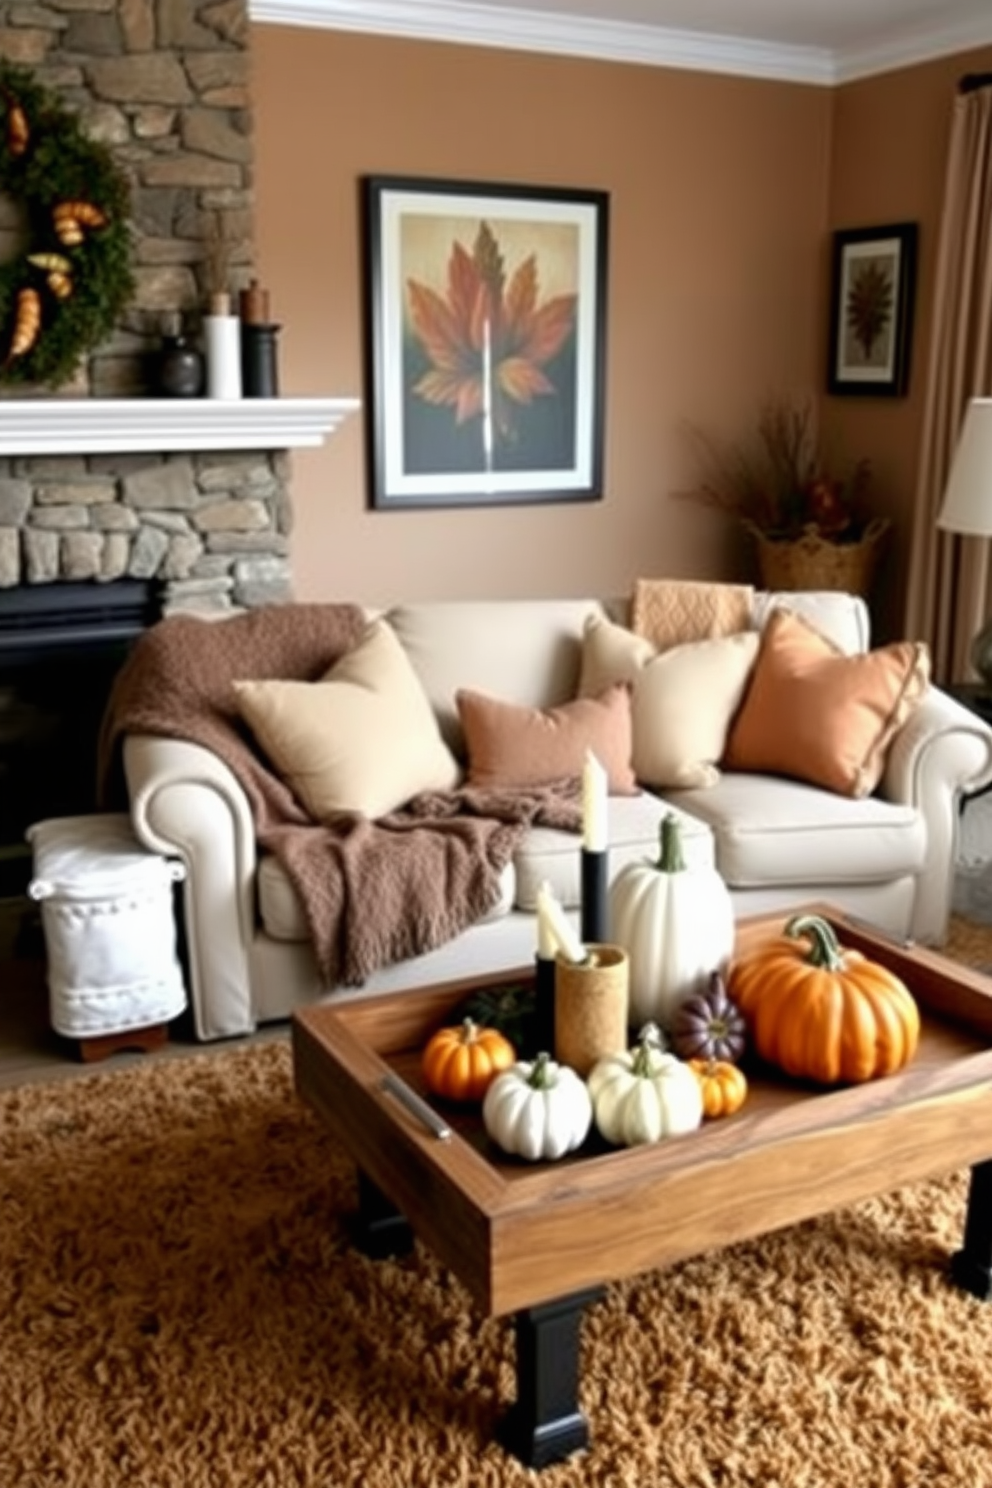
top-left (587, 1026), bottom-right (704, 1147)
top-left (608, 812), bottom-right (734, 1030)
top-left (482, 1052), bottom-right (593, 1161)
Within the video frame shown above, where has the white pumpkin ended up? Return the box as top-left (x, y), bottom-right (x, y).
top-left (587, 1029), bottom-right (703, 1147)
top-left (482, 1052), bottom-right (593, 1161)
top-left (608, 812), bottom-right (734, 1030)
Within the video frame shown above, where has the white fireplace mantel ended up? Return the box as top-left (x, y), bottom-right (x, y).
top-left (0, 396), bottom-right (361, 456)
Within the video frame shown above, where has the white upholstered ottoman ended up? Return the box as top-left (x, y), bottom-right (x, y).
top-left (27, 813), bottom-right (188, 1061)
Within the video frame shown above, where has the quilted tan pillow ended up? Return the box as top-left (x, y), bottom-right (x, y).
top-left (631, 578), bottom-right (753, 650)
top-left (723, 606), bottom-right (930, 798)
top-left (579, 612), bottom-right (759, 789)
top-left (234, 619), bottom-right (460, 821)
top-left (456, 683), bottom-right (638, 793)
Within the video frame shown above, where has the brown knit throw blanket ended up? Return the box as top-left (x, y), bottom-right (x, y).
top-left (99, 604), bottom-right (583, 988)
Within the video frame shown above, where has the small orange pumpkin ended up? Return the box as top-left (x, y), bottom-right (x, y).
top-left (727, 913), bottom-right (920, 1086)
top-left (422, 1019), bottom-right (516, 1103)
top-left (688, 1057), bottom-right (748, 1118)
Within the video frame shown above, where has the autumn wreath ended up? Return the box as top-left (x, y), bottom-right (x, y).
top-left (0, 61), bottom-right (134, 388)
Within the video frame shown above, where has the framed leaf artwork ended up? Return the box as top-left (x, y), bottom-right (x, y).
top-left (827, 222), bottom-right (918, 397)
top-left (362, 175), bottom-right (610, 509)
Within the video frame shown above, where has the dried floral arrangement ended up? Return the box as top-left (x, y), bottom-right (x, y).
top-left (679, 398), bottom-right (873, 544)
top-left (203, 209), bottom-right (242, 315)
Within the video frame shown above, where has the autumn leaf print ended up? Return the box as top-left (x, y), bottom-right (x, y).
top-left (406, 220), bottom-right (577, 444)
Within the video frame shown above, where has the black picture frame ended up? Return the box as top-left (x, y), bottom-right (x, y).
top-left (362, 175), bottom-right (610, 510)
top-left (827, 222), bottom-right (918, 397)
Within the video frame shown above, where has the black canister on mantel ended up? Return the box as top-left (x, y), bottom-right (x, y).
top-left (238, 279), bottom-right (281, 398)
top-left (240, 323), bottom-right (281, 398)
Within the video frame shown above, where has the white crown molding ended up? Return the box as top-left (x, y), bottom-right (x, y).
top-left (836, 9), bottom-right (992, 84)
top-left (249, 0), bottom-right (837, 85)
top-left (0, 397), bottom-right (361, 456)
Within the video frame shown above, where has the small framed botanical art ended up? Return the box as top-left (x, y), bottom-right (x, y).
top-left (827, 222), bottom-right (918, 397)
top-left (363, 175), bottom-right (610, 510)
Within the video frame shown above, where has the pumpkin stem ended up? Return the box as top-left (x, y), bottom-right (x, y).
top-left (784, 913), bottom-right (845, 970)
top-left (528, 1051), bottom-right (553, 1089)
top-left (632, 1032), bottom-right (660, 1079)
top-left (655, 813), bottom-right (686, 874)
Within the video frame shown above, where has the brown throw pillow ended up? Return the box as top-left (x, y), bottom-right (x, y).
top-left (456, 684), bottom-right (638, 794)
top-left (723, 606), bottom-right (930, 798)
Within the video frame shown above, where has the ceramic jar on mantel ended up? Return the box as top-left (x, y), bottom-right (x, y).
top-left (203, 292), bottom-right (243, 400)
top-left (155, 312), bottom-right (205, 398)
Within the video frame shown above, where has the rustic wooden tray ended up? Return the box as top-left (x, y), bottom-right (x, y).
top-left (293, 903), bottom-right (992, 1318)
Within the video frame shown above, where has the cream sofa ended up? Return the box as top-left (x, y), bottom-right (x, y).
top-left (121, 590), bottom-right (992, 1041)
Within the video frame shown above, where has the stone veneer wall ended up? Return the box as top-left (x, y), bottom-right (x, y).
top-left (0, 0), bottom-right (294, 613)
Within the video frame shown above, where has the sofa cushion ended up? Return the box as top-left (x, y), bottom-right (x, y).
top-left (662, 772), bottom-right (926, 887)
top-left (457, 684), bottom-right (638, 793)
top-left (233, 618), bottom-right (460, 822)
top-left (256, 852), bottom-right (515, 942)
top-left (579, 613), bottom-right (759, 789)
top-left (723, 607), bottom-right (930, 798)
top-left (513, 793), bottom-right (715, 910)
top-left (386, 599), bottom-right (607, 756)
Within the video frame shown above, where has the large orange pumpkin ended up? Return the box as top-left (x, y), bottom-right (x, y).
top-left (727, 913), bottom-right (920, 1086)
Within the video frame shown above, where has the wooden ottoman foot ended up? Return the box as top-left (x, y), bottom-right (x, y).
top-left (76, 1022), bottom-right (170, 1063)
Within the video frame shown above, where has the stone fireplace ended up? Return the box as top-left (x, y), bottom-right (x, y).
top-left (0, 0), bottom-right (289, 612)
top-left (0, 399), bottom-right (355, 896)
top-left (0, 0), bottom-right (359, 891)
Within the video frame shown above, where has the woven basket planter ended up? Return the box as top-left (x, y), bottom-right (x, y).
top-left (748, 517), bottom-right (890, 598)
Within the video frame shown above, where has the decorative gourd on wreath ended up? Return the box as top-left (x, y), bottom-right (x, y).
top-left (0, 61), bottom-right (135, 388)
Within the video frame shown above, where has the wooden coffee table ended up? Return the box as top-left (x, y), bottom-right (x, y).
top-left (292, 904), bottom-right (992, 1469)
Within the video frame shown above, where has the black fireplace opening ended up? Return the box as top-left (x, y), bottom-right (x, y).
top-left (0, 580), bottom-right (161, 900)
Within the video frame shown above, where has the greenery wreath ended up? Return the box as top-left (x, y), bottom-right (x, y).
top-left (0, 60), bottom-right (135, 389)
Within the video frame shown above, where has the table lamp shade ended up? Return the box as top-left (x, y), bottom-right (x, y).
top-left (937, 398), bottom-right (992, 536)
top-left (937, 397), bottom-right (992, 686)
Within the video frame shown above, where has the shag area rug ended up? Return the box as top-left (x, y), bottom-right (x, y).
top-left (5, 1031), bottom-right (992, 1488)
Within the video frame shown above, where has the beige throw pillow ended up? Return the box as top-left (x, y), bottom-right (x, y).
top-left (579, 612), bottom-right (759, 789)
top-left (234, 619), bottom-right (460, 821)
top-left (723, 606), bottom-right (930, 798)
top-left (456, 683), bottom-right (638, 793)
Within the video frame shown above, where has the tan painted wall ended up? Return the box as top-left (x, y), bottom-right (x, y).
top-left (251, 27), bottom-right (831, 607)
top-left (827, 44), bottom-right (992, 638)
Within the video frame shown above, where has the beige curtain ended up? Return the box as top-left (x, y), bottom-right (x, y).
top-left (904, 82), bottom-right (992, 684)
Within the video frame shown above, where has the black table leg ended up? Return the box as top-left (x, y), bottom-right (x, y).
top-left (951, 1158), bottom-right (992, 1299)
top-left (497, 1286), bottom-right (605, 1469)
top-left (353, 1169), bottom-right (414, 1259)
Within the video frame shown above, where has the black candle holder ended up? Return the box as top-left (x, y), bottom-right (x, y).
top-left (240, 322), bottom-right (281, 398)
top-left (580, 848), bottom-right (608, 944)
top-left (534, 954), bottom-right (557, 1057)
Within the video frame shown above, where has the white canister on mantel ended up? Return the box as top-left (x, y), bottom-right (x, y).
top-left (203, 292), bottom-right (242, 400)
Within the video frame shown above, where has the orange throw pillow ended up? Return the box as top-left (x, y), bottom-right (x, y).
top-left (456, 684), bottom-right (638, 794)
top-left (723, 607), bottom-right (930, 798)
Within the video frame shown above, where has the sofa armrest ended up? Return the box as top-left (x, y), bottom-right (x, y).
top-left (123, 734), bottom-right (259, 1040)
top-left (880, 686), bottom-right (992, 944)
